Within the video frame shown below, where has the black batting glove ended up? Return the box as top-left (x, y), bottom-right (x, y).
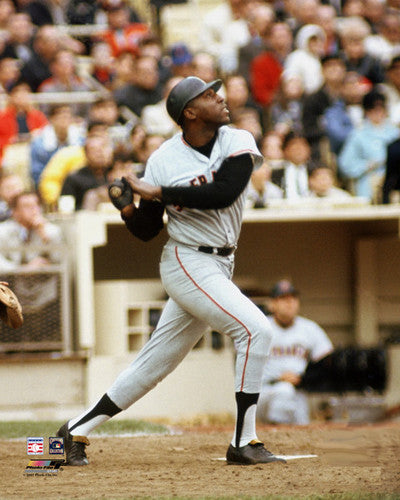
top-left (108, 177), bottom-right (134, 210)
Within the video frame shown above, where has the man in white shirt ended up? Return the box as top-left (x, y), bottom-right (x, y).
top-left (257, 279), bottom-right (334, 424)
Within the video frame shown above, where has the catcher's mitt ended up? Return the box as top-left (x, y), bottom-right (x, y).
top-left (0, 282), bottom-right (23, 329)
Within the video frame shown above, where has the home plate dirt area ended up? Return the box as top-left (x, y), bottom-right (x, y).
top-left (2, 422), bottom-right (400, 499)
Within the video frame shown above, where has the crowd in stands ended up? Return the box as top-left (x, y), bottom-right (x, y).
top-left (0, 0), bottom-right (400, 219)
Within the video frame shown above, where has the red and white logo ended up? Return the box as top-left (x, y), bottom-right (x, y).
top-left (27, 437), bottom-right (44, 455)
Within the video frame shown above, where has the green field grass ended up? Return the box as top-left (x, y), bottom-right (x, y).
top-left (0, 419), bottom-right (170, 439)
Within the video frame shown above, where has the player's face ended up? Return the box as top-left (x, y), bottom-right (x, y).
top-left (188, 88), bottom-right (230, 126)
top-left (272, 294), bottom-right (300, 327)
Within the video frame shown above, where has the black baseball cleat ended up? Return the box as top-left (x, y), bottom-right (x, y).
top-left (56, 422), bottom-right (90, 466)
top-left (226, 440), bottom-right (286, 465)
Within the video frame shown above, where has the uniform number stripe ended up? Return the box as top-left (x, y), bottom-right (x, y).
top-left (174, 246), bottom-right (251, 391)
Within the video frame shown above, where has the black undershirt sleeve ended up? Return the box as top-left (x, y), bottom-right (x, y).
top-left (122, 199), bottom-right (165, 242)
top-left (161, 153), bottom-right (254, 210)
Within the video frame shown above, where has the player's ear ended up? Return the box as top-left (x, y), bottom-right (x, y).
top-left (183, 105), bottom-right (197, 121)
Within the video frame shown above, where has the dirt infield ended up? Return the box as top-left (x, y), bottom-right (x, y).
top-left (2, 422), bottom-right (400, 499)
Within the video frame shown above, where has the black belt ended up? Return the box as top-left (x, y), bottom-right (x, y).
top-left (198, 246), bottom-right (235, 257)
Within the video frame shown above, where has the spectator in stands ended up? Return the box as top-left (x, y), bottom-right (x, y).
top-left (231, 106), bottom-right (263, 146)
top-left (289, 0), bottom-right (321, 37)
top-left (132, 133), bottom-right (166, 178)
top-left (283, 23), bottom-right (326, 95)
top-left (20, 25), bottom-right (60, 92)
top-left (270, 75), bottom-right (305, 137)
top-left (87, 97), bottom-right (133, 149)
top-left (260, 131), bottom-right (285, 170)
top-left (383, 136), bottom-right (400, 204)
top-left (0, 80), bottom-right (47, 161)
top-left (38, 122), bottom-right (110, 210)
top-left (271, 131), bottom-right (312, 199)
top-left (95, 0), bottom-right (150, 58)
top-left (337, 15), bottom-right (385, 85)
top-left (308, 164), bottom-right (353, 199)
top-left (167, 42), bottom-right (193, 78)
top-left (0, 172), bottom-right (24, 221)
top-left (315, 3), bottom-right (340, 57)
top-left (323, 71), bottom-right (370, 156)
top-left (341, 0), bottom-right (365, 17)
top-left (126, 122), bottom-right (146, 162)
top-left (257, 279), bottom-right (333, 425)
top-left (110, 51), bottom-right (135, 91)
top-left (250, 21), bottom-right (293, 108)
top-left (0, 57), bottom-right (20, 94)
top-left (60, 134), bottom-right (113, 210)
top-left (302, 53), bottom-right (347, 161)
top-left (363, 0), bottom-right (386, 34)
top-left (141, 76), bottom-right (182, 137)
top-left (245, 160), bottom-right (283, 209)
top-left (191, 51), bottom-right (219, 84)
top-left (198, 0), bottom-right (254, 74)
top-left (2, 13), bottom-right (34, 63)
top-left (0, 191), bottom-right (63, 272)
top-left (365, 12), bottom-right (400, 66)
top-left (138, 35), bottom-right (171, 86)
top-left (338, 90), bottom-right (399, 202)
top-left (113, 54), bottom-right (163, 119)
top-left (90, 41), bottom-right (115, 90)
top-left (0, 0), bottom-right (15, 32)
top-left (225, 73), bottom-right (261, 122)
top-left (82, 150), bottom-right (135, 210)
top-left (238, 2), bottom-right (275, 83)
top-left (30, 104), bottom-right (84, 189)
top-left (38, 49), bottom-right (94, 117)
top-left (378, 55), bottom-right (400, 127)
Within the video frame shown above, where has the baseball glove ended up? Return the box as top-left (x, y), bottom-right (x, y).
top-left (108, 177), bottom-right (133, 210)
top-left (0, 282), bottom-right (23, 329)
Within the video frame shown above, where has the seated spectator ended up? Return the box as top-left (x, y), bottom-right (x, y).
top-left (126, 122), bottom-right (147, 162)
top-left (87, 97), bottom-right (133, 148)
top-left (95, 0), bottom-right (150, 58)
top-left (302, 53), bottom-right (347, 161)
top-left (109, 50), bottom-right (135, 91)
top-left (2, 13), bottom-right (34, 63)
top-left (38, 122), bottom-right (110, 209)
top-left (82, 150), bottom-right (135, 210)
top-left (270, 75), bottom-right (305, 137)
top-left (308, 164), bottom-right (353, 199)
top-left (0, 172), bottom-right (24, 221)
top-left (0, 80), bottom-right (48, 161)
top-left (30, 104), bottom-right (84, 189)
top-left (113, 54), bottom-right (163, 119)
top-left (38, 49), bottom-right (94, 117)
top-left (225, 73), bottom-right (261, 121)
top-left (365, 12), bottom-right (400, 66)
top-left (323, 71), bottom-right (370, 156)
top-left (60, 134), bottom-right (114, 210)
top-left (90, 41), bottom-right (115, 89)
top-left (337, 15), bottom-right (385, 85)
top-left (167, 42), bottom-right (193, 79)
top-left (363, 0), bottom-right (387, 35)
top-left (260, 131), bottom-right (285, 170)
top-left (378, 55), bottom-right (400, 127)
top-left (133, 133), bottom-right (166, 178)
top-left (141, 76), bottom-right (182, 137)
top-left (316, 3), bottom-right (340, 57)
top-left (257, 279), bottom-right (334, 425)
top-left (283, 24), bottom-right (326, 95)
top-left (0, 57), bottom-right (20, 94)
top-left (191, 51), bottom-right (219, 84)
top-left (138, 35), bottom-right (171, 85)
top-left (382, 136), bottom-right (400, 204)
top-left (271, 131), bottom-right (312, 199)
top-left (245, 161), bottom-right (283, 209)
top-left (250, 21), bottom-right (293, 108)
top-left (338, 90), bottom-right (399, 202)
top-left (0, 191), bottom-right (63, 272)
top-left (230, 107), bottom-right (263, 146)
top-left (198, 0), bottom-right (253, 74)
top-left (20, 25), bottom-right (61, 92)
top-left (238, 2), bottom-right (275, 83)
top-left (0, 0), bottom-right (15, 32)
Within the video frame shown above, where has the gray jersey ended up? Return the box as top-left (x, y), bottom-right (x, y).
top-left (144, 125), bottom-right (262, 248)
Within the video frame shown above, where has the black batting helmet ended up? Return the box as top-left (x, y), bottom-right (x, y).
top-left (166, 76), bottom-right (222, 124)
